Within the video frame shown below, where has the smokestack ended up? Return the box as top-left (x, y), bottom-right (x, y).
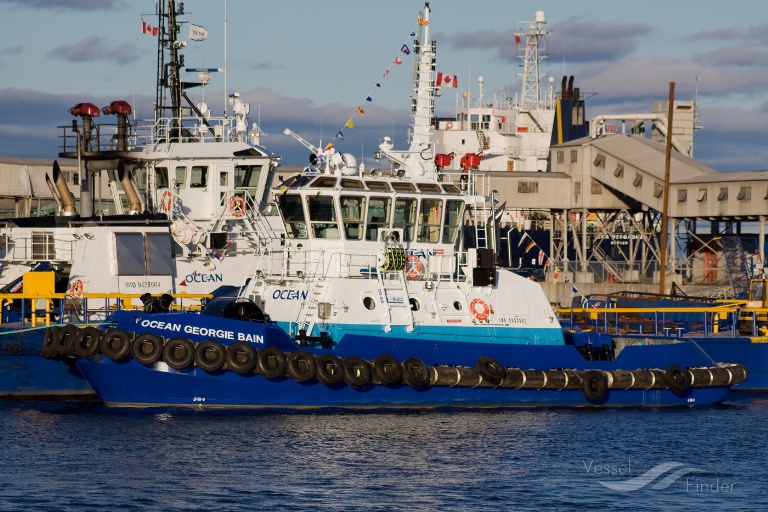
top-left (51, 160), bottom-right (77, 216)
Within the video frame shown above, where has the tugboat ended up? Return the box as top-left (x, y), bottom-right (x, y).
top-left (0, 0), bottom-right (280, 398)
top-left (50, 4), bottom-right (746, 410)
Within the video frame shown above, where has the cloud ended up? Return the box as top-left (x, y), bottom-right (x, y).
top-left (439, 17), bottom-right (652, 64)
top-left (549, 17), bottom-right (652, 63)
top-left (249, 62), bottom-right (284, 71)
top-left (47, 36), bottom-right (139, 65)
top-left (0, 0), bottom-right (119, 10)
top-left (1, 46), bottom-right (22, 57)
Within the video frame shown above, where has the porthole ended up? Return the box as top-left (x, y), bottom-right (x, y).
top-left (453, 301), bottom-right (462, 311)
top-left (409, 298), bottom-right (421, 311)
top-left (363, 297), bottom-right (376, 310)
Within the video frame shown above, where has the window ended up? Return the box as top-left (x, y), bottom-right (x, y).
top-left (613, 164), bottom-right (624, 178)
top-left (717, 188), bottom-right (728, 201)
top-left (307, 196), bottom-right (339, 239)
top-left (278, 194), bottom-right (308, 239)
top-left (393, 197), bottom-right (417, 241)
top-left (174, 166), bottom-right (187, 188)
top-left (190, 166), bottom-right (208, 188)
top-left (593, 154), bottom-right (606, 168)
top-left (633, 174), bottom-right (643, 187)
top-left (557, 151), bottom-right (564, 164)
top-left (366, 197), bottom-right (392, 241)
top-left (115, 233), bottom-right (146, 275)
top-left (235, 165), bottom-right (263, 188)
top-left (417, 198), bottom-right (442, 243)
top-left (365, 181), bottom-right (391, 191)
top-left (654, 183), bottom-right (663, 198)
top-left (591, 180), bottom-right (603, 195)
top-left (737, 187), bottom-right (751, 201)
top-left (574, 182), bottom-right (582, 195)
top-left (442, 200), bottom-right (464, 243)
top-left (571, 150), bottom-right (578, 163)
top-left (146, 233), bottom-right (173, 275)
top-left (698, 189), bottom-right (707, 202)
top-left (155, 167), bottom-right (169, 188)
top-left (678, 189), bottom-right (688, 202)
top-left (220, 172), bottom-right (229, 186)
top-left (341, 195), bottom-right (365, 240)
top-left (341, 179), bottom-right (365, 190)
top-left (518, 182), bottom-right (539, 193)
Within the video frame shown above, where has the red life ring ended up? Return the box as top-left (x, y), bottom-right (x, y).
top-left (405, 255), bottom-right (423, 279)
top-left (470, 298), bottom-right (490, 321)
top-left (229, 196), bottom-right (246, 217)
top-left (69, 279), bottom-right (84, 298)
top-left (159, 190), bottom-right (173, 212)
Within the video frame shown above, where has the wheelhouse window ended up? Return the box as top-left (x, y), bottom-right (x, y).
top-left (155, 167), bottom-right (169, 188)
top-left (341, 195), bottom-right (365, 240)
top-left (235, 165), bottom-right (263, 188)
top-left (393, 197), bottom-right (417, 242)
top-left (174, 166), bottom-right (187, 188)
top-left (442, 200), bottom-right (464, 243)
top-left (365, 197), bottom-right (391, 241)
top-left (307, 196), bottom-right (339, 239)
top-left (190, 166), bottom-right (208, 188)
top-left (417, 198), bottom-right (442, 243)
top-left (132, 167), bottom-right (147, 190)
top-left (278, 194), bottom-right (308, 239)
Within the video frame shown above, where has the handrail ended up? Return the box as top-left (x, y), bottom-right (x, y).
top-left (0, 292), bottom-right (213, 328)
top-left (556, 304), bottom-right (741, 338)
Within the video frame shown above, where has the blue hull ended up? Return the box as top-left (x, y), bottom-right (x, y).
top-left (76, 357), bottom-right (728, 410)
top-left (690, 337), bottom-right (768, 391)
top-left (0, 327), bottom-right (93, 399)
top-left (67, 311), bottom-right (737, 409)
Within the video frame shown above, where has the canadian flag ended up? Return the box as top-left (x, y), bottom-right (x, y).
top-left (436, 72), bottom-right (458, 88)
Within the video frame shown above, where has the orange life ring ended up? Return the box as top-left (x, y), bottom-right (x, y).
top-left (229, 196), bottom-right (246, 217)
top-left (405, 255), bottom-right (423, 279)
top-left (159, 190), bottom-right (173, 212)
top-left (69, 279), bottom-right (84, 298)
top-left (470, 298), bottom-right (490, 321)
top-left (445, 122), bottom-right (453, 130)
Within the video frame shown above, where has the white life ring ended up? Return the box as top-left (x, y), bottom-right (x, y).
top-left (405, 255), bottom-right (423, 279)
top-left (69, 279), bottom-right (84, 298)
top-left (159, 190), bottom-right (173, 212)
top-left (229, 196), bottom-right (246, 217)
top-left (470, 298), bottom-right (490, 321)
top-left (445, 122), bottom-right (453, 130)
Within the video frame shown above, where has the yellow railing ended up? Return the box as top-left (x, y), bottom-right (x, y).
top-left (0, 292), bottom-right (213, 328)
top-left (555, 305), bottom-right (741, 337)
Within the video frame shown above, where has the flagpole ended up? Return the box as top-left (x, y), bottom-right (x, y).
top-left (223, 0), bottom-right (227, 117)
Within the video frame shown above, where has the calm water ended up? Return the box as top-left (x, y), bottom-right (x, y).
top-left (1, 394), bottom-right (767, 511)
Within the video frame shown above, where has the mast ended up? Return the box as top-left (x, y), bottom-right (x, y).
top-left (378, 3), bottom-right (438, 180)
top-left (517, 10), bottom-right (549, 110)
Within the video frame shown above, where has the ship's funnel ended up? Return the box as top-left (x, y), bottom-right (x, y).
top-left (52, 160), bottom-right (77, 216)
top-left (118, 159), bottom-right (143, 214)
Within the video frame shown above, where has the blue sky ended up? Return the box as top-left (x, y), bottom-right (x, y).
top-left (1, 0), bottom-right (767, 171)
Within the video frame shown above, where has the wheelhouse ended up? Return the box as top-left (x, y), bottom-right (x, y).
top-left (275, 175), bottom-right (465, 246)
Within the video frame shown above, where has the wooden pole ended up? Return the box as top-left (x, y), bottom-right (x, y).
top-left (659, 82), bottom-right (675, 294)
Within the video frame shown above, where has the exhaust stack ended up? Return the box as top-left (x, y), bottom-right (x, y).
top-left (117, 159), bottom-right (143, 214)
top-left (51, 160), bottom-right (77, 216)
